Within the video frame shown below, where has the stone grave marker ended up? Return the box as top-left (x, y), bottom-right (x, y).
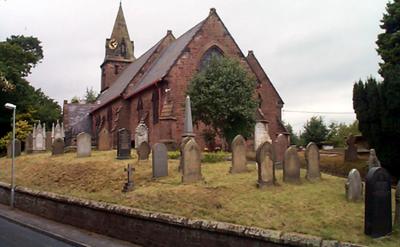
top-left (179, 137), bottom-right (192, 172)
top-left (367, 149), bottom-right (381, 170)
top-left (46, 131), bottom-right (52, 151)
top-left (77, 132), bottom-right (91, 157)
top-left (254, 122), bottom-right (271, 151)
top-left (275, 133), bottom-right (289, 167)
top-left (98, 128), bottom-right (111, 151)
top-left (25, 134), bottom-right (33, 154)
top-left (137, 141), bottom-right (151, 160)
top-left (345, 169), bottom-right (362, 202)
top-left (117, 128), bottom-right (132, 160)
top-left (7, 139), bottom-right (21, 158)
top-left (230, 135), bottom-right (247, 174)
top-left (364, 167), bottom-right (392, 238)
top-left (122, 164), bottom-right (134, 192)
top-left (33, 121), bottom-right (46, 152)
top-left (344, 134), bottom-right (358, 161)
top-left (256, 141), bottom-right (275, 188)
top-left (305, 142), bottom-right (321, 180)
top-left (283, 146), bottom-right (301, 183)
top-left (395, 181), bottom-right (400, 226)
top-left (52, 138), bottom-right (64, 155)
top-left (182, 139), bottom-right (202, 183)
top-left (135, 121), bottom-right (148, 148)
top-left (152, 143), bottom-right (168, 178)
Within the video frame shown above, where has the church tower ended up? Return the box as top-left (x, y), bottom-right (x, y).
top-left (100, 3), bottom-right (135, 92)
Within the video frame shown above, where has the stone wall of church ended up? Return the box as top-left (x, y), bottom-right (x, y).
top-left (101, 60), bottom-right (132, 92)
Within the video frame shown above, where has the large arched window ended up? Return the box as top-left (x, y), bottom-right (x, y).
top-left (199, 46), bottom-right (224, 71)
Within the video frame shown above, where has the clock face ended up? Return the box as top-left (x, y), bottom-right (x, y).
top-left (108, 39), bottom-right (118, 49)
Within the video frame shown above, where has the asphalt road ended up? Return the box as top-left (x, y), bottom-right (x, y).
top-left (0, 217), bottom-right (74, 247)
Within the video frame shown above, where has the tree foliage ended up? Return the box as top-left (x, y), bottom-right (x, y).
top-left (0, 120), bottom-right (32, 150)
top-left (300, 116), bottom-right (328, 146)
top-left (84, 87), bottom-right (98, 103)
top-left (284, 122), bottom-right (300, 146)
top-left (187, 55), bottom-right (258, 145)
top-left (326, 121), bottom-right (360, 147)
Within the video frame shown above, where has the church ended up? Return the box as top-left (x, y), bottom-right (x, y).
top-left (63, 4), bottom-right (286, 150)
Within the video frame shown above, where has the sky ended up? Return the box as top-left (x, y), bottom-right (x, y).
top-left (0, 0), bottom-right (387, 132)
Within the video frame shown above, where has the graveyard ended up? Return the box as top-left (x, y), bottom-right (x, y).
top-left (0, 150), bottom-right (398, 246)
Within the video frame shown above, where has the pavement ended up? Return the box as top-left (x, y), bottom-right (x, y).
top-left (0, 204), bottom-right (139, 247)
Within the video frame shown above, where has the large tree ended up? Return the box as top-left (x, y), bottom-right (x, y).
top-left (353, 0), bottom-right (400, 177)
top-left (187, 55), bottom-right (258, 146)
top-left (300, 116), bottom-right (329, 146)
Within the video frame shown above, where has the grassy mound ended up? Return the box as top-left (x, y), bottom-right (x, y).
top-left (0, 151), bottom-right (398, 246)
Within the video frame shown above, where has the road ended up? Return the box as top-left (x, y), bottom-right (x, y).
top-left (0, 216), bottom-right (74, 247)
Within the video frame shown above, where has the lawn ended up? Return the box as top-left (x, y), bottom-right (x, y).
top-left (0, 151), bottom-right (398, 246)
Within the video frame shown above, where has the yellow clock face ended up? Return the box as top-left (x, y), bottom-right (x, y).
top-left (108, 39), bottom-right (118, 49)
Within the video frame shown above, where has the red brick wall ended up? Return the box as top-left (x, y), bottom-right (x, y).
top-left (101, 61), bottom-right (131, 92)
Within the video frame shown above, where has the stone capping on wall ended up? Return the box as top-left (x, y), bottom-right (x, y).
top-left (0, 182), bottom-right (366, 247)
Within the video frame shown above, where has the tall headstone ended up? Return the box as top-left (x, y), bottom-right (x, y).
top-left (137, 141), bottom-right (151, 160)
top-left (45, 131), bottom-right (52, 151)
top-left (254, 122), bottom-right (272, 151)
top-left (395, 181), bottom-right (400, 226)
top-left (256, 141), bottom-right (275, 188)
top-left (364, 167), bottom-right (392, 238)
top-left (52, 138), bottom-right (64, 155)
top-left (33, 121), bottom-right (46, 152)
top-left (230, 135), bottom-right (247, 174)
top-left (52, 120), bottom-right (64, 142)
top-left (25, 133), bottom-right (33, 154)
top-left (182, 95), bottom-right (195, 138)
top-left (305, 142), bottom-right (321, 180)
top-left (98, 128), bottom-right (111, 151)
top-left (117, 128), bottom-right (132, 160)
top-left (275, 133), bottom-right (289, 167)
top-left (344, 134), bottom-right (358, 161)
top-left (122, 164), bottom-right (134, 192)
top-left (345, 169), bottom-right (362, 202)
top-left (179, 137), bottom-right (192, 172)
top-left (77, 132), bottom-right (91, 157)
top-left (367, 149), bottom-right (381, 170)
top-left (135, 121), bottom-right (148, 149)
top-left (152, 143), bottom-right (168, 178)
top-left (7, 139), bottom-right (21, 158)
top-left (283, 146), bottom-right (301, 183)
top-left (182, 139), bottom-right (202, 183)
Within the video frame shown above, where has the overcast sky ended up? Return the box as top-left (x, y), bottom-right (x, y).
top-left (0, 0), bottom-right (387, 132)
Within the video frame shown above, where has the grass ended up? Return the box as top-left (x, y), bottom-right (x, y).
top-left (0, 151), bottom-right (398, 246)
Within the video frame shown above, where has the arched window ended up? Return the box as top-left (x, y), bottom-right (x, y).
top-left (152, 89), bottom-right (159, 124)
top-left (199, 46), bottom-right (224, 71)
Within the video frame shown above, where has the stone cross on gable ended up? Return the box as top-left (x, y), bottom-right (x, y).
top-left (122, 163), bottom-right (134, 192)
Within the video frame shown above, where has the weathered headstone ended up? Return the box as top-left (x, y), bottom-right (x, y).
top-left (254, 122), bottom-right (272, 151)
top-left (256, 141), bottom-right (275, 188)
top-left (152, 143), bottom-right (168, 178)
top-left (52, 138), bottom-right (64, 155)
top-left (395, 180), bottom-right (400, 226)
top-left (117, 128), bottom-right (132, 160)
top-left (182, 95), bottom-right (195, 138)
top-left (7, 139), bottom-right (21, 158)
top-left (122, 164), bottom-right (134, 192)
top-left (230, 135), bottom-right (247, 174)
top-left (179, 137), bottom-right (192, 172)
top-left (344, 134), bottom-right (358, 161)
top-left (345, 169), bottom-right (362, 202)
top-left (137, 141), bottom-right (151, 160)
top-left (77, 132), bottom-right (91, 157)
top-left (305, 142), bottom-right (321, 180)
top-left (32, 121), bottom-right (46, 152)
top-left (25, 133), bottom-right (33, 154)
top-left (98, 128), bottom-right (111, 151)
top-left (182, 139), bottom-right (202, 183)
top-left (135, 121), bottom-right (148, 149)
top-left (52, 120), bottom-right (64, 142)
top-left (364, 167), bottom-right (392, 238)
top-left (283, 146), bottom-right (301, 183)
top-left (275, 133), bottom-right (289, 167)
top-left (45, 131), bottom-right (52, 151)
top-left (367, 149), bottom-right (381, 170)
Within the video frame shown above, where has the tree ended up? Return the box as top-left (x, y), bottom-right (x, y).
top-left (187, 55), bottom-right (258, 145)
top-left (284, 122), bottom-right (300, 146)
top-left (84, 87), bottom-right (98, 103)
top-left (300, 116), bottom-right (328, 146)
top-left (0, 120), bottom-right (32, 150)
top-left (327, 121), bottom-right (361, 147)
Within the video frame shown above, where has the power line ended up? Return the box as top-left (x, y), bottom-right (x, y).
top-left (283, 110), bottom-right (354, 115)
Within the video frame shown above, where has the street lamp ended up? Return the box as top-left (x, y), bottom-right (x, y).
top-left (5, 103), bottom-right (16, 208)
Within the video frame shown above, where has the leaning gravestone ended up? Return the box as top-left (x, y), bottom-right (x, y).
top-left (7, 139), bottom-right (21, 158)
top-left (152, 143), bottom-right (168, 178)
top-left (395, 181), bottom-right (400, 226)
top-left (98, 128), bottom-right (111, 151)
top-left (117, 128), bottom-right (132, 160)
top-left (25, 134), bottom-right (33, 154)
top-left (275, 134), bottom-right (289, 167)
top-left (52, 138), bottom-right (64, 155)
top-left (256, 141), bottom-right (275, 188)
top-left (135, 121), bottom-right (148, 149)
top-left (179, 137), bottom-right (192, 172)
top-left (182, 139), bottom-right (202, 183)
top-left (77, 132), bottom-right (91, 157)
top-left (230, 135), bottom-right (247, 174)
top-left (345, 169), bottom-right (362, 202)
top-left (137, 141), bottom-right (151, 160)
top-left (364, 167), bottom-right (392, 238)
top-left (254, 122), bottom-right (272, 151)
top-left (305, 142), bottom-right (321, 180)
top-left (283, 146), bottom-right (301, 183)
top-left (367, 149), bottom-right (381, 170)
top-left (344, 134), bottom-right (358, 161)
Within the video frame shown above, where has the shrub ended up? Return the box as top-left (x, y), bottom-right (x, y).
top-left (168, 151), bottom-right (180, 159)
top-left (202, 151), bottom-right (229, 163)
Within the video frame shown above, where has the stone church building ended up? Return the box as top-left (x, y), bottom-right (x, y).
top-left (64, 4), bottom-right (286, 149)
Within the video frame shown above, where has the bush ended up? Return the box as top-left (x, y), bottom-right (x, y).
top-left (202, 151), bottom-right (229, 163)
top-left (168, 151), bottom-right (180, 159)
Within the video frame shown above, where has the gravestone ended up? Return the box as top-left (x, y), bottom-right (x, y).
top-left (179, 137), bottom-right (192, 172)
top-left (45, 131), bottom-right (52, 151)
top-left (344, 134), bottom-right (358, 161)
top-left (117, 128), bottom-right (132, 160)
top-left (122, 164), bottom-right (134, 192)
top-left (364, 167), bottom-right (392, 238)
top-left (152, 143), bottom-right (168, 178)
top-left (137, 141), bottom-right (151, 160)
top-left (275, 134), bottom-right (289, 167)
top-left (367, 149), bottom-right (381, 170)
top-left (395, 181), bottom-right (400, 226)
top-left (7, 139), bottom-right (21, 158)
top-left (52, 138), bottom-right (64, 155)
top-left (182, 96), bottom-right (195, 137)
top-left (182, 139), bottom-right (202, 183)
top-left (254, 122), bottom-right (272, 151)
top-left (25, 134), bottom-right (33, 154)
top-left (33, 121), bottom-right (46, 152)
top-left (135, 121), bottom-right (148, 149)
top-left (345, 169), bottom-right (362, 202)
top-left (305, 142), bottom-right (321, 180)
top-left (77, 132), bottom-right (91, 157)
top-left (283, 146), bottom-right (301, 183)
top-left (98, 128), bottom-right (111, 151)
top-left (230, 135), bottom-right (247, 174)
top-left (256, 141), bottom-right (275, 188)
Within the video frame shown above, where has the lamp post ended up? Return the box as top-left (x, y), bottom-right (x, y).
top-left (5, 103), bottom-right (16, 208)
